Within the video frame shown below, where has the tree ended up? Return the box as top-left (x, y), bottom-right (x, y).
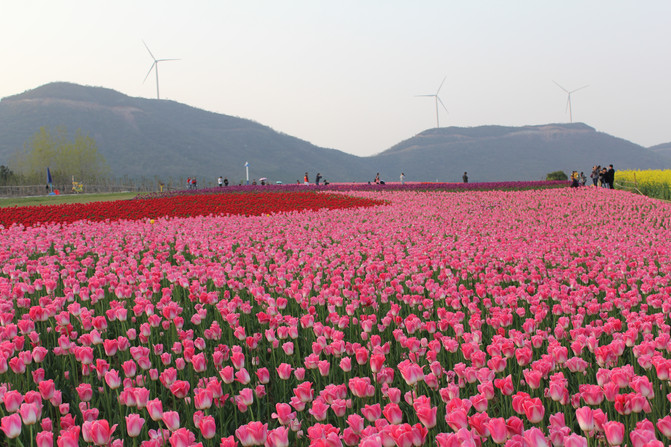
top-left (11, 127), bottom-right (110, 184)
top-left (546, 170), bottom-right (568, 181)
top-left (0, 165), bottom-right (14, 186)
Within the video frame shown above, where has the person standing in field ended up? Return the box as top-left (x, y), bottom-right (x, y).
top-left (224, 177), bottom-right (229, 186)
top-left (304, 172), bottom-right (309, 185)
top-left (400, 172), bottom-right (405, 185)
top-left (590, 166), bottom-right (600, 186)
top-left (218, 176), bottom-right (223, 187)
top-left (606, 164), bottom-right (615, 189)
top-left (315, 172), bottom-right (322, 185)
top-left (463, 172), bottom-right (468, 183)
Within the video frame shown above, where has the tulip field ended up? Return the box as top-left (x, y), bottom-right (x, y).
top-left (0, 184), bottom-right (671, 446)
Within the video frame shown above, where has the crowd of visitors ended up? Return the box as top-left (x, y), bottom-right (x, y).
top-left (571, 165), bottom-right (615, 188)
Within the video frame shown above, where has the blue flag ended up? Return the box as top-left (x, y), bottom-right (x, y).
top-left (244, 161), bottom-right (249, 168)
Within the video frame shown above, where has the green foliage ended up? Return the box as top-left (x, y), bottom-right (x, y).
top-left (0, 165), bottom-right (14, 185)
top-left (546, 170), bottom-right (568, 181)
top-left (11, 127), bottom-right (110, 184)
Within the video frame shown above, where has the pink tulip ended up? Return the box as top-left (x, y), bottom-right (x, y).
top-left (125, 413), bottom-right (145, 437)
top-left (266, 426), bottom-right (289, 447)
top-left (523, 397), bottom-right (545, 424)
top-left (104, 369), bottom-right (122, 389)
top-left (198, 415), bottom-right (216, 439)
top-left (276, 363), bottom-right (293, 380)
top-left (271, 403), bottom-right (296, 426)
top-left (162, 411), bottom-right (180, 431)
top-left (564, 434), bottom-right (588, 447)
top-left (169, 427), bottom-right (196, 446)
top-left (255, 367), bottom-right (270, 384)
top-left (36, 430), bottom-right (53, 447)
top-left (487, 417), bottom-right (509, 444)
top-left (19, 402), bottom-right (41, 425)
top-left (657, 415), bottom-right (671, 439)
top-left (0, 413), bottom-right (21, 439)
top-left (309, 399), bottom-right (330, 421)
top-left (383, 402), bottom-right (403, 424)
top-left (398, 360), bottom-right (424, 386)
top-left (3, 390), bottom-right (23, 412)
top-left (82, 419), bottom-right (117, 446)
top-left (575, 406), bottom-right (594, 432)
top-left (38, 379), bottom-right (55, 400)
top-left (146, 398), bottom-right (164, 421)
top-left (235, 421), bottom-right (267, 446)
top-left (219, 435), bottom-right (237, 447)
top-left (170, 380), bottom-right (190, 398)
top-left (603, 421), bottom-right (625, 446)
top-left (294, 381), bottom-right (314, 402)
top-left (523, 427), bottom-right (549, 447)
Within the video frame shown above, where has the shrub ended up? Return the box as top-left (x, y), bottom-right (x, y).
top-left (546, 170), bottom-right (568, 181)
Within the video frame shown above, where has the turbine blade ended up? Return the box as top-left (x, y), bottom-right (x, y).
top-left (415, 94), bottom-right (435, 97)
top-left (438, 97), bottom-right (449, 113)
top-left (570, 85), bottom-right (589, 93)
top-left (436, 76), bottom-right (447, 94)
top-left (553, 80), bottom-right (568, 93)
top-left (157, 58), bottom-right (180, 62)
top-left (143, 63), bottom-right (156, 83)
top-left (142, 40), bottom-right (157, 61)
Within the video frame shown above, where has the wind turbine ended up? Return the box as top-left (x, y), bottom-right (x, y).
top-left (143, 40), bottom-right (179, 100)
top-left (416, 76), bottom-right (449, 128)
top-left (553, 81), bottom-right (588, 123)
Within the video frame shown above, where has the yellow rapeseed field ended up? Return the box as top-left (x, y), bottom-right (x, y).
top-left (616, 169), bottom-right (671, 200)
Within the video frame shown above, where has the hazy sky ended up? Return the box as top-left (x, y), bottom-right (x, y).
top-left (2, 1), bottom-right (670, 156)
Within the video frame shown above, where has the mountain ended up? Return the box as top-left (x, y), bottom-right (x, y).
top-left (1, 82), bottom-right (669, 184)
top-left (649, 142), bottom-right (671, 161)
top-left (0, 82), bottom-right (370, 184)
top-left (372, 124), bottom-right (671, 182)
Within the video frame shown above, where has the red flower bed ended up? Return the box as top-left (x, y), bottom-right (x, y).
top-left (0, 192), bottom-right (383, 228)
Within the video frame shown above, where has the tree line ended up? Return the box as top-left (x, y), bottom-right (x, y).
top-left (1, 127), bottom-right (109, 186)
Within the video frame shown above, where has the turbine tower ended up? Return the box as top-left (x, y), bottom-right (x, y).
top-left (143, 40), bottom-right (179, 100)
top-left (416, 76), bottom-right (449, 128)
top-left (553, 81), bottom-right (588, 123)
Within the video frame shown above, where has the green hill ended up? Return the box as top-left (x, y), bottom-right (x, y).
top-left (1, 83), bottom-right (668, 184)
